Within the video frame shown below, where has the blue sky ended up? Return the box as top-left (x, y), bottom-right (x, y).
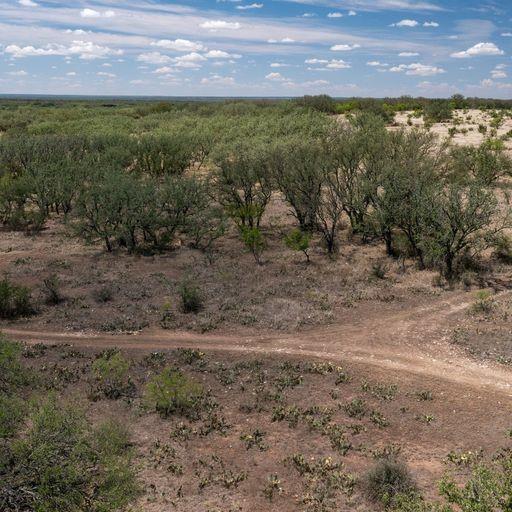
top-left (1, 0), bottom-right (512, 97)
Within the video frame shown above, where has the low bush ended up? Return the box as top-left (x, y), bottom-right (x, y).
top-left (145, 368), bottom-right (205, 419)
top-left (0, 278), bottom-right (33, 319)
top-left (0, 394), bottom-right (26, 438)
top-left (0, 397), bottom-right (138, 512)
top-left (0, 336), bottom-right (28, 393)
top-left (179, 281), bottom-right (203, 313)
top-left (363, 458), bottom-right (416, 506)
top-left (93, 285), bottom-right (115, 303)
top-left (42, 274), bottom-right (64, 305)
top-left (91, 349), bottom-right (134, 399)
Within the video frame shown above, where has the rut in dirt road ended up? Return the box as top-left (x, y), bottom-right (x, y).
top-left (4, 290), bottom-right (512, 394)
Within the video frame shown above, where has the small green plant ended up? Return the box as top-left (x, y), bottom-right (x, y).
top-left (240, 429), bottom-right (267, 451)
top-left (145, 368), bottom-right (205, 419)
top-left (0, 278), bottom-right (33, 319)
top-left (240, 226), bottom-right (265, 264)
top-left (284, 228), bottom-right (311, 263)
top-left (343, 398), bottom-right (367, 419)
top-left (179, 281), bottom-right (202, 313)
top-left (494, 235), bottom-right (512, 264)
top-left (262, 474), bottom-right (283, 501)
top-left (470, 290), bottom-right (495, 315)
top-left (91, 349), bottom-right (133, 399)
top-left (415, 390), bottom-right (433, 401)
top-left (0, 394), bottom-right (26, 438)
top-left (370, 410), bottom-right (390, 428)
top-left (371, 260), bottom-right (389, 280)
top-left (160, 300), bottom-right (174, 328)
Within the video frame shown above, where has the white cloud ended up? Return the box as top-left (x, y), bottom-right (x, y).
top-left (80, 8), bottom-right (100, 18)
top-left (399, 52), bottom-right (420, 57)
top-left (5, 41), bottom-right (123, 60)
top-left (267, 38), bottom-right (295, 43)
top-left (348, 10), bottom-right (357, 15)
top-left (19, 0), bottom-right (38, 6)
top-left (152, 39), bottom-right (205, 52)
top-left (390, 62), bottom-right (445, 76)
top-left (326, 59), bottom-right (350, 69)
top-left (502, 33), bottom-right (512, 37)
top-left (79, 8), bottom-right (115, 18)
top-left (205, 50), bottom-right (241, 59)
top-left (66, 71), bottom-right (77, 76)
top-left (201, 75), bottom-right (236, 85)
top-left (330, 43), bottom-right (360, 51)
top-left (265, 72), bottom-right (286, 81)
top-left (136, 52), bottom-right (171, 64)
top-left (392, 19), bottom-right (419, 27)
top-left (97, 71), bottom-right (116, 78)
top-left (7, 70), bottom-right (28, 76)
top-left (153, 66), bottom-right (174, 74)
top-left (367, 61), bottom-right (388, 66)
top-left (327, 12), bottom-right (343, 18)
top-left (200, 20), bottom-right (241, 30)
top-left (236, 3), bottom-right (263, 9)
top-left (423, 21), bottom-right (439, 27)
top-left (451, 42), bottom-right (504, 58)
top-left (173, 52), bottom-right (207, 68)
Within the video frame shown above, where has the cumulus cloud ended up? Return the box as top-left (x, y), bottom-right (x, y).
top-left (267, 38), bottom-right (295, 43)
top-left (80, 8), bottom-right (115, 18)
top-left (205, 50), bottom-right (241, 59)
top-left (137, 52), bottom-right (171, 64)
top-left (200, 20), bottom-right (241, 30)
top-left (305, 58), bottom-right (350, 70)
top-left (5, 41), bottom-right (123, 60)
top-left (19, 0), bottom-right (38, 6)
top-left (201, 75), bottom-right (236, 85)
top-left (236, 3), bottom-right (263, 9)
top-left (327, 12), bottom-right (343, 18)
top-left (392, 19), bottom-right (419, 27)
top-left (423, 21), bottom-right (439, 27)
top-left (367, 61), bottom-right (388, 67)
top-left (330, 44), bottom-right (360, 51)
top-left (451, 42), bottom-right (504, 58)
top-left (265, 72), bottom-right (286, 81)
top-left (151, 39), bottom-right (205, 52)
top-left (389, 62), bottom-right (445, 76)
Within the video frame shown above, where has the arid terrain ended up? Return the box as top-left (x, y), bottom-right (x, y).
top-left (2, 99), bottom-right (512, 512)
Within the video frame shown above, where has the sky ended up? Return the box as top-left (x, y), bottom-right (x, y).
top-left (1, 0), bottom-right (512, 97)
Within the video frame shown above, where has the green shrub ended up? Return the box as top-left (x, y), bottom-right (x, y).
top-left (0, 397), bottom-right (138, 512)
top-left (0, 278), bottom-right (33, 319)
top-left (0, 394), bottom-right (26, 438)
top-left (284, 228), bottom-right (311, 262)
top-left (240, 226), bottom-right (265, 264)
top-left (0, 336), bottom-right (27, 393)
top-left (145, 368), bottom-right (205, 418)
top-left (363, 458), bottom-right (416, 506)
top-left (91, 350), bottom-right (133, 399)
top-left (179, 281), bottom-right (203, 313)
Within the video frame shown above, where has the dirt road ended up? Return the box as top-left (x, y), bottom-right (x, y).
top-left (4, 290), bottom-right (512, 395)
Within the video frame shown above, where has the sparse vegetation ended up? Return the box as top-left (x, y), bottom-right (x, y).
top-left (2, 98), bottom-right (512, 511)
